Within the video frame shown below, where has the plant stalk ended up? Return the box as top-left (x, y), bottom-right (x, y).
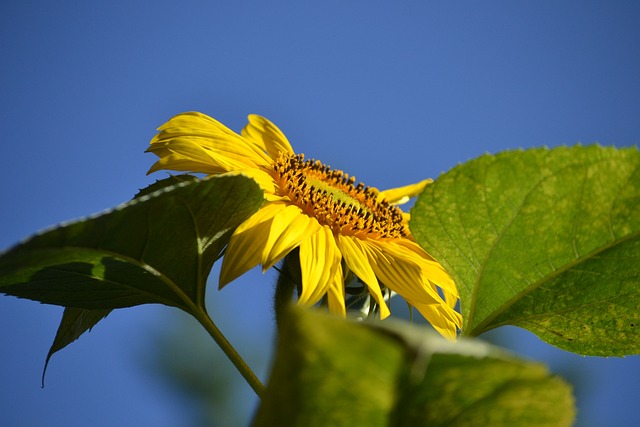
top-left (193, 309), bottom-right (265, 398)
top-left (274, 250), bottom-right (300, 329)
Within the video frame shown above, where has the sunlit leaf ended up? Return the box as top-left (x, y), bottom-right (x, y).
top-left (253, 308), bottom-right (574, 427)
top-left (411, 145), bottom-right (640, 356)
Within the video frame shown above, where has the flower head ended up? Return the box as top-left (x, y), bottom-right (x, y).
top-left (147, 112), bottom-right (462, 339)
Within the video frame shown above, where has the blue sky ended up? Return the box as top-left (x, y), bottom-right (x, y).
top-left (1, 1), bottom-right (639, 426)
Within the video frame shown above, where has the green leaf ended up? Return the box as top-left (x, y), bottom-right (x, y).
top-left (42, 307), bottom-right (111, 384)
top-left (134, 174), bottom-right (199, 199)
top-left (42, 174), bottom-right (201, 369)
top-left (411, 145), bottom-right (640, 356)
top-left (253, 308), bottom-right (574, 427)
top-left (0, 174), bottom-right (263, 312)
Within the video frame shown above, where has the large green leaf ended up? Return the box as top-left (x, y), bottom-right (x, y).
top-left (0, 174), bottom-right (263, 312)
top-left (41, 175), bottom-right (201, 369)
top-left (42, 175), bottom-right (199, 374)
top-left (253, 308), bottom-right (574, 427)
top-left (411, 145), bottom-right (640, 356)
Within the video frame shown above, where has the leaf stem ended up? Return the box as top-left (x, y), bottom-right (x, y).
top-left (192, 308), bottom-right (265, 398)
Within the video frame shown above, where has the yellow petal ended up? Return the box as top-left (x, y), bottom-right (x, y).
top-left (147, 137), bottom-right (222, 163)
top-left (337, 235), bottom-right (391, 319)
top-left (147, 154), bottom-right (228, 175)
top-left (148, 112), bottom-right (273, 174)
top-left (392, 239), bottom-right (459, 298)
top-left (150, 135), bottom-right (269, 172)
top-left (442, 288), bottom-right (459, 309)
top-left (153, 112), bottom-right (238, 140)
top-left (298, 226), bottom-right (342, 307)
top-left (242, 114), bottom-right (294, 160)
top-left (326, 261), bottom-right (346, 317)
top-left (219, 203), bottom-right (286, 288)
top-left (379, 178), bottom-right (433, 205)
top-left (412, 302), bottom-right (462, 340)
top-left (152, 112), bottom-right (248, 149)
top-left (262, 206), bottom-right (321, 271)
top-left (367, 240), bottom-right (446, 304)
top-left (366, 239), bottom-right (461, 338)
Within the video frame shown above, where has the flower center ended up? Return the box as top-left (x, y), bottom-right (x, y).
top-left (272, 153), bottom-right (407, 239)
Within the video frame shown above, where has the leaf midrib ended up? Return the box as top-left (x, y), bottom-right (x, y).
top-left (465, 153), bottom-right (633, 336)
top-left (468, 228), bottom-right (640, 336)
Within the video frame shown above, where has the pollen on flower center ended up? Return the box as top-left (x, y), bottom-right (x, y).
top-left (272, 153), bottom-right (407, 239)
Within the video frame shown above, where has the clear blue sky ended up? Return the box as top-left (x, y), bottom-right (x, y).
top-left (1, 1), bottom-right (639, 426)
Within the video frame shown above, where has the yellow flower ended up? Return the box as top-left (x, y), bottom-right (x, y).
top-left (147, 112), bottom-right (462, 339)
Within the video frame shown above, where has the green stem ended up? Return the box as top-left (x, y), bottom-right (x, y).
top-left (192, 308), bottom-right (265, 398)
top-left (274, 250), bottom-right (300, 328)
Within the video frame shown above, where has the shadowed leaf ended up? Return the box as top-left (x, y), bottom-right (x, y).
top-left (42, 307), bottom-right (112, 385)
top-left (1, 174), bottom-right (262, 311)
top-left (42, 174), bottom-right (202, 369)
top-left (2, 173), bottom-right (263, 371)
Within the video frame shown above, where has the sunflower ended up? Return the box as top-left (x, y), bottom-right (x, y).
top-left (146, 112), bottom-right (462, 339)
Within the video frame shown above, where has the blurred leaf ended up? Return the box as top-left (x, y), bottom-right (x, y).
top-left (411, 145), bottom-right (640, 356)
top-left (383, 323), bottom-right (574, 427)
top-left (254, 309), bottom-right (405, 427)
top-left (253, 308), bottom-right (574, 427)
top-left (0, 174), bottom-right (263, 312)
top-left (148, 310), bottom-right (250, 427)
